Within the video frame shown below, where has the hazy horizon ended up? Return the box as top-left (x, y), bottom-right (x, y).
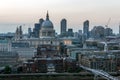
top-left (0, 0), bottom-right (120, 34)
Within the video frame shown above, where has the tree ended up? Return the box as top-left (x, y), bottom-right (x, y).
top-left (4, 66), bottom-right (11, 74)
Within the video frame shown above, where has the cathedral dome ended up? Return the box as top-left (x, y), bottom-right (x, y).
top-left (41, 11), bottom-right (53, 28)
top-left (42, 20), bottom-right (53, 28)
top-left (39, 11), bottom-right (55, 38)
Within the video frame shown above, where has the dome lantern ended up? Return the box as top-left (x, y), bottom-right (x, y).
top-left (46, 11), bottom-right (49, 20)
top-left (41, 11), bottom-right (53, 29)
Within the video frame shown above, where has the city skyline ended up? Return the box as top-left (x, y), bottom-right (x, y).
top-left (0, 0), bottom-right (120, 33)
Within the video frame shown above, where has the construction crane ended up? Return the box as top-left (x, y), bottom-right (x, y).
top-left (105, 18), bottom-right (111, 28)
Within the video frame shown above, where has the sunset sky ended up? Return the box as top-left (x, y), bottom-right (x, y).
top-left (0, 0), bottom-right (120, 33)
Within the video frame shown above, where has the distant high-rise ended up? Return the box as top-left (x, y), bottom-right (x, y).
top-left (28, 28), bottom-right (32, 38)
top-left (34, 23), bottom-right (40, 38)
top-left (39, 18), bottom-right (44, 26)
top-left (83, 20), bottom-right (89, 39)
top-left (78, 30), bottom-right (82, 35)
top-left (104, 28), bottom-right (113, 36)
top-left (60, 19), bottom-right (67, 35)
top-left (91, 26), bottom-right (105, 39)
top-left (33, 18), bottom-right (44, 38)
top-left (67, 28), bottom-right (73, 37)
top-left (19, 26), bottom-right (23, 39)
top-left (119, 25), bottom-right (120, 34)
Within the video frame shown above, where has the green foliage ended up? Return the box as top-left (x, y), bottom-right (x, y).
top-left (75, 67), bottom-right (82, 73)
top-left (4, 65), bottom-right (11, 74)
top-left (67, 67), bottom-right (74, 73)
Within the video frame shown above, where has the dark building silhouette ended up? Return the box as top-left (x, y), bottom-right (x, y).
top-left (91, 26), bottom-right (105, 39)
top-left (61, 19), bottom-right (67, 35)
top-left (67, 28), bottom-right (74, 37)
top-left (39, 18), bottom-right (44, 26)
top-left (83, 20), bottom-right (89, 39)
top-left (104, 28), bottom-right (113, 36)
top-left (28, 28), bottom-right (32, 38)
top-left (119, 25), bottom-right (120, 35)
top-left (33, 18), bottom-right (44, 38)
top-left (34, 23), bottom-right (40, 38)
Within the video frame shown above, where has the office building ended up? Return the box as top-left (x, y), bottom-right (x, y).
top-left (104, 28), bottom-right (113, 36)
top-left (0, 51), bottom-right (19, 67)
top-left (91, 26), bottom-right (105, 40)
top-left (67, 28), bottom-right (73, 37)
top-left (39, 18), bottom-right (44, 26)
top-left (61, 19), bottom-right (67, 35)
top-left (119, 25), bottom-right (120, 35)
top-left (0, 39), bottom-right (11, 52)
top-left (32, 18), bottom-right (44, 38)
top-left (78, 52), bottom-right (117, 72)
top-left (28, 28), bottom-right (32, 38)
top-left (83, 20), bottom-right (89, 39)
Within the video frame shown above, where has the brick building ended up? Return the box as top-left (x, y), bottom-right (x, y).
top-left (23, 44), bottom-right (77, 73)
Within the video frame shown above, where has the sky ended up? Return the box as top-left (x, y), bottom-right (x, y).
top-left (0, 0), bottom-right (120, 34)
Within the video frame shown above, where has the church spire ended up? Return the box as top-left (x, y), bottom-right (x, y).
top-left (46, 11), bottom-right (49, 20)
